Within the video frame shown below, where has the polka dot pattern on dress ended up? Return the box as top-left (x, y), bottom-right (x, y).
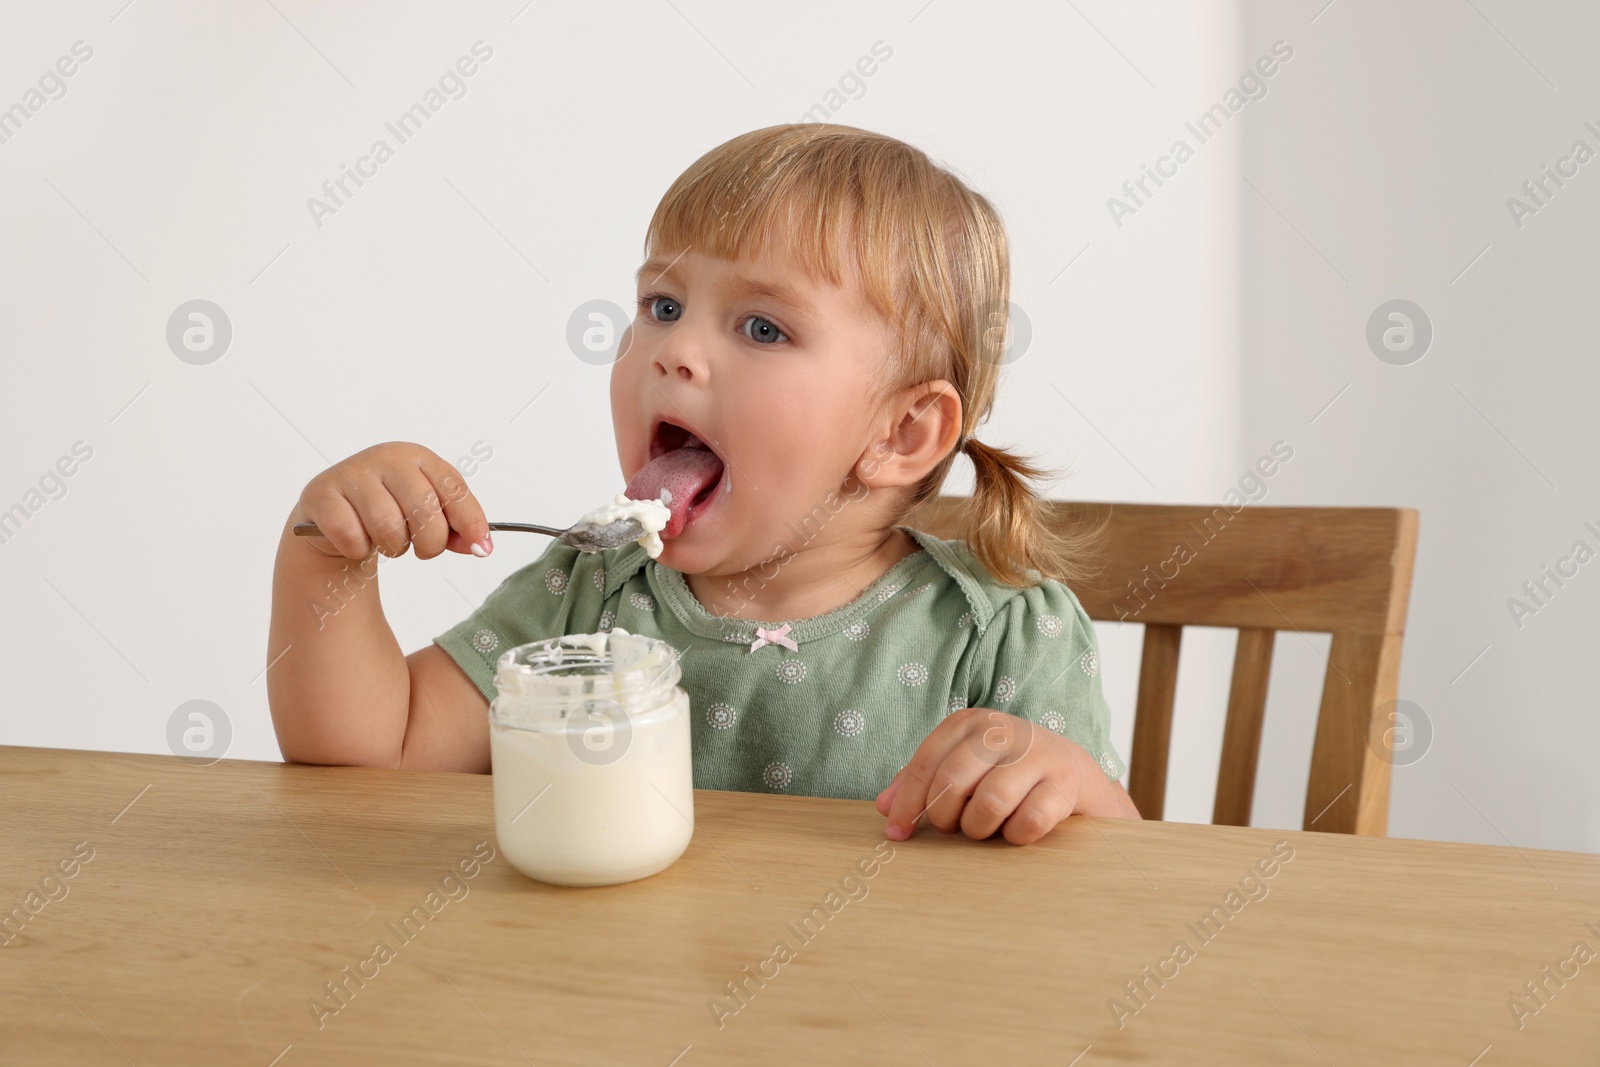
top-left (629, 592), bottom-right (655, 611)
top-left (763, 762), bottom-right (792, 790)
top-left (707, 703), bottom-right (736, 729)
top-left (1039, 711), bottom-right (1067, 734)
top-left (470, 629), bottom-right (499, 654)
top-left (843, 621), bottom-right (870, 641)
top-left (1097, 752), bottom-right (1121, 779)
top-left (1080, 650), bottom-right (1099, 677)
top-left (776, 658), bottom-right (807, 684)
top-left (1036, 613), bottom-right (1063, 638)
top-left (593, 567), bottom-right (605, 592)
top-left (597, 610), bottom-right (615, 632)
top-left (545, 569), bottom-right (569, 595)
top-left (946, 695), bottom-right (968, 716)
top-left (834, 709), bottom-right (865, 737)
top-left (993, 676), bottom-right (1016, 704)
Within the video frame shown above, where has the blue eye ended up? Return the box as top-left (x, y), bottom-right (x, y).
top-left (742, 316), bottom-right (787, 345)
top-left (647, 296), bottom-right (681, 322)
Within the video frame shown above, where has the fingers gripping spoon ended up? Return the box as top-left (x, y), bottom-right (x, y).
top-left (291, 491), bottom-right (673, 556)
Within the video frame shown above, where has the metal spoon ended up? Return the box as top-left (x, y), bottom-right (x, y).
top-left (291, 517), bottom-right (646, 553)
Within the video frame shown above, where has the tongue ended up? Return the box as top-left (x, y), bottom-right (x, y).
top-left (625, 447), bottom-right (725, 539)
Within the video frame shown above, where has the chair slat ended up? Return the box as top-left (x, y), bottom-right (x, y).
top-left (1128, 624), bottom-right (1182, 821)
top-left (1304, 630), bottom-right (1403, 835)
top-left (1212, 628), bottom-right (1276, 826)
top-left (908, 498), bottom-right (1414, 636)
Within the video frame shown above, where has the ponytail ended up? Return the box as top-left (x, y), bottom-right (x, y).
top-left (960, 438), bottom-right (1106, 588)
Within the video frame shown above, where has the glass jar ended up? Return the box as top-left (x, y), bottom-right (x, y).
top-left (489, 630), bottom-right (693, 887)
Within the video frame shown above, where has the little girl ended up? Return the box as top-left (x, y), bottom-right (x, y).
top-left (268, 124), bottom-right (1138, 844)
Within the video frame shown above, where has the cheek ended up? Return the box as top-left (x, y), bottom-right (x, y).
top-left (609, 330), bottom-right (645, 449)
top-left (803, 367), bottom-right (877, 444)
top-left (731, 369), bottom-right (868, 479)
top-left (729, 373), bottom-right (818, 448)
top-left (609, 326), bottom-right (636, 396)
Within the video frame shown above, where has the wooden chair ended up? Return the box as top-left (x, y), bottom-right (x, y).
top-left (906, 497), bottom-right (1419, 835)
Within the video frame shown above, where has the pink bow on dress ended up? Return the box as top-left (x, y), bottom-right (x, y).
top-left (749, 623), bottom-right (798, 653)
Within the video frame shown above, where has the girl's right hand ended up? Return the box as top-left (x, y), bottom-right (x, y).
top-left (291, 442), bottom-right (493, 562)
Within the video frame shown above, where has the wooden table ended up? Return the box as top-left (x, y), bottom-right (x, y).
top-left (3, 747), bottom-right (1597, 1064)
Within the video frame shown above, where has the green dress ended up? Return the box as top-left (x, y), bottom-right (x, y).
top-left (435, 526), bottom-right (1126, 800)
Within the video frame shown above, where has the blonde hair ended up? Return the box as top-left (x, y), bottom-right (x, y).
top-left (643, 123), bottom-right (1104, 588)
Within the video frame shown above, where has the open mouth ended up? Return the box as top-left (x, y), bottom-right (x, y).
top-left (624, 418), bottom-right (729, 539)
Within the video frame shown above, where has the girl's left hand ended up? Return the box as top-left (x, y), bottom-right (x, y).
top-left (873, 707), bottom-right (1138, 844)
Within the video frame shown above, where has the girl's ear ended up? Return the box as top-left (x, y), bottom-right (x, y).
top-left (856, 380), bottom-right (962, 489)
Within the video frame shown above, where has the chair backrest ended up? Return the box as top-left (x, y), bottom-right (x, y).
top-left (905, 497), bottom-right (1419, 834)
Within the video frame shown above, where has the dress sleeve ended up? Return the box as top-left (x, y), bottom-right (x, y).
top-left (432, 539), bottom-right (609, 704)
top-left (966, 580), bottom-right (1127, 782)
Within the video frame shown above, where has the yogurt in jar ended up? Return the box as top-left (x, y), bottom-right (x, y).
top-left (489, 629), bottom-right (693, 886)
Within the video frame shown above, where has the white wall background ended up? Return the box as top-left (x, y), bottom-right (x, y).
top-left (1240, 0), bottom-right (1600, 852)
top-left (1, 1), bottom-right (1588, 852)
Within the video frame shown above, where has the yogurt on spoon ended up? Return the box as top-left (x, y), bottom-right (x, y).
top-left (621, 430), bottom-right (727, 540)
top-left (575, 490), bottom-right (672, 558)
top-left (570, 429), bottom-right (727, 557)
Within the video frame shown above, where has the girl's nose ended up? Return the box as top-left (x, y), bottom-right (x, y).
top-left (652, 332), bottom-right (707, 382)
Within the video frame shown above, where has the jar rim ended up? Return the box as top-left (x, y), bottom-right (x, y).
top-left (490, 631), bottom-right (682, 729)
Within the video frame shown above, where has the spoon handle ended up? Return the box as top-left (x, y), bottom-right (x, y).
top-left (292, 521), bottom-right (568, 538)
